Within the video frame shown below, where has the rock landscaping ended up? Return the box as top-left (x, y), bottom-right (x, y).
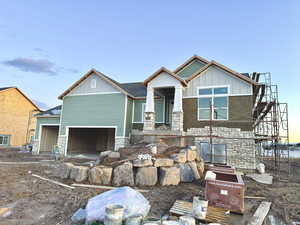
top-left (56, 146), bottom-right (204, 187)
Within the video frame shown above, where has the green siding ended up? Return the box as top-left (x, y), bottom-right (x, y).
top-left (35, 117), bottom-right (60, 139)
top-left (125, 97), bottom-right (133, 137)
top-left (133, 98), bottom-right (164, 123)
top-left (177, 60), bottom-right (206, 78)
top-left (60, 93), bottom-right (126, 136)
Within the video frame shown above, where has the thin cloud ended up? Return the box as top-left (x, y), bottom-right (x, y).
top-left (2, 58), bottom-right (57, 75)
top-left (2, 57), bottom-right (78, 76)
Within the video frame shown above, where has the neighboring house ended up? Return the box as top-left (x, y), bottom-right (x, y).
top-left (33, 55), bottom-right (260, 169)
top-left (0, 87), bottom-right (41, 147)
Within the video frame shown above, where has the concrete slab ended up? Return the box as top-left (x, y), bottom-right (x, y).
top-left (246, 173), bottom-right (273, 185)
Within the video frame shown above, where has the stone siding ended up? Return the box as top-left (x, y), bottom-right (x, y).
top-left (172, 112), bottom-right (183, 131)
top-left (115, 137), bottom-right (130, 150)
top-left (187, 127), bottom-right (256, 169)
top-left (57, 135), bottom-right (67, 156)
top-left (143, 112), bottom-right (155, 131)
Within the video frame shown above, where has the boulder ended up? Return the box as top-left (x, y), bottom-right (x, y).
top-left (184, 149), bottom-right (197, 162)
top-left (95, 151), bottom-right (113, 164)
top-left (257, 163), bottom-right (265, 174)
top-left (89, 166), bottom-right (113, 185)
top-left (196, 161), bottom-right (205, 178)
top-left (113, 162), bottom-right (135, 186)
top-left (60, 162), bottom-right (74, 179)
top-left (179, 163), bottom-right (194, 182)
top-left (135, 166), bottom-right (158, 186)
top-left (170, 152), bottom-right (186, 163)
top-left (70, 166), bottom-right (89, 182)
top-left (108, 151), bottom-right (120, 159)
top-left (159, 166), bottom-right (180, 186)
top-left (187, 161), bottom-right (200, 180)
top-left (132, 159), bottom-right (153, 167)
top-left (154, 158), bottom-right (174, 167)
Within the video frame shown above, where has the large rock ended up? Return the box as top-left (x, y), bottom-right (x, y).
top-left (184, 149), bottom-right (197, 162)
top-left (60, 163), bottom-right (74, 179)
top-left (135, 166), bottom-right (158, 186)
top-left (89, 166), bottom-right (113, 185)
top-left (154, 158), bottom-right (174, 167)
top-left (170, 152), bottom-right (186, 163)
top-left (132, 159), bottom-right (153, 167)
top-left (70, 166), bottom-right (89, 182)
top-left (113, 162), bottom-right (135, 186)
top-left (196, 161), bottom-right (205, 178)
top-left (108, 151), bottom-right (120, 159)
top-left (159, 166), bottom-right (180, 186)
top-left (187, 162), bottom-right (200, 180)
top-left (179, 163), bottom-right (194, 182)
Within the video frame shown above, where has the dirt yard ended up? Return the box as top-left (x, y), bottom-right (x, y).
top-left (0, 148), bottom-right (299, 225)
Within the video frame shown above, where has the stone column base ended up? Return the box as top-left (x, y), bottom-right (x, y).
top-left (172, 112), bottom-right (183, 131)
top-left (32, 140), bottom-right (39, 155)
top-left (57, 135), bottom-right (67, 156)
top-left (115, 137), bottom-right (130, 151)
top-left (143, 112), bottom-right (155, 131)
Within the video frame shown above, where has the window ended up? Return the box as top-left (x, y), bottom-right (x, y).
top-left (0, 135), bottom-right (9, 145)
top-left (198, 87), bottom-right (228, 120)
top-left (141, 103), bottom-right (146, 122)
top-left (91, 78), bottom-right (97, 88)
top-left (197, 142), bottom-right (227, 164)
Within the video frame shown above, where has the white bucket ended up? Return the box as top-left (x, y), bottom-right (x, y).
top-left (104, 204), bottom-right (124, 225)
top-left (192, 197), bottom-right (208, 219)
top-left (205, 171), bottom-right (216, 181)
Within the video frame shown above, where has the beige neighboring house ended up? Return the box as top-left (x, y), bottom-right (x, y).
top-left (0, 87), bottom-right (41, 147)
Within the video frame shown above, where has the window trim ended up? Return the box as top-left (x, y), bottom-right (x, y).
top-left (0, 135), bottom-right (10, 146)
top-left (91, 78), bottom-right (97, 89)
top-left (197, 85), bottom-right (229, 121)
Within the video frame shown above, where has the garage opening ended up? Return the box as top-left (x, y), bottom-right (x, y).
top-left (40, 126), bottom-right (59, 153)
top-left (67, 128), bottom-right (115, 155)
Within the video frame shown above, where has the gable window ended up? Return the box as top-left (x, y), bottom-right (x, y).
top-left (197, 87), bottom-right (228, 120)
top-left (91, 78), bottom-right (97, 88)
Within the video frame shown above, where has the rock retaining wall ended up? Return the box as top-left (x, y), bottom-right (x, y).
top-left (57, 148), bottom-right (205, 187)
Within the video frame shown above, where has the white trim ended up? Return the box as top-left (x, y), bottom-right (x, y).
top-left (64, 125), bottom-right (118, 156)
top-left (67, 92), bottom-right (121, 97)
top-left (141, 103), bottom-right (146, 122)
top-left (37, 124), bottom-right (60, 154)
top-left (183, 93), bottom-right (252, 99)
top-left (197, 86), bottom-right (229, 121)
top-left (58, 97), bottom-right (65, 136)
top-left (132, 100), bottom-right (135, 123)
top-left (123, 96), bottom-right (128, 137)
top-left (36, 115), bottom-right (60, 118)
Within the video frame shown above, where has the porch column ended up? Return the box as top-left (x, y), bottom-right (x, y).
top-left (143, 86), bottom-right (155, 130)
top-left (172, 86), bottom-right (183, 131)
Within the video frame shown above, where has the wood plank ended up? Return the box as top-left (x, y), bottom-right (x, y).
top-left (248, 201), bottom-right (272, 225)
top-left (32, 174), bottom-right (75, 190)
top-left (71, 183), bottom-right (149, 193)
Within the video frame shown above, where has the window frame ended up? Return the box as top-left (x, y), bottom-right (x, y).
top-left (0, 135), bottom-right (10, 145)
top-left (197, 142), bottom-right (227, 164)
top-left (197, 85), bottom-right (229, 121)
top-left (90, 78), bottom-right (97, 89)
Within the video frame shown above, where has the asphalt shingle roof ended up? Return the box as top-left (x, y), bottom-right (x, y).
top-left (0, 87), bottom-right (13, 91)
top-left (36, 105), bottom-right (62, 116)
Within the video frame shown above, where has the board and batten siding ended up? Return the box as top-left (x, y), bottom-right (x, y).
top-left (133, 98), bottom-right (165, 123)
top-left (183, 66), bottom-right (252, 97)
top-left (60, 93), bottom-right (126, 136)
top-left (68, 73), bottom-right (120, 96)
top-left (35, 117), bottom-right (60, 139)
top-left (176, 59), bottom-right (206, 79)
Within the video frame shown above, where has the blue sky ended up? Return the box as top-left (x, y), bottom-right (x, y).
top-left (0, 1), bottom-right (299, 141)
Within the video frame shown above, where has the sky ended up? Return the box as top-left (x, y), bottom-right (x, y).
top-left (0, 0), bottom-right (299, 142)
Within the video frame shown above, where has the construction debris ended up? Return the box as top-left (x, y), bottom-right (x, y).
top-left (246, 173), bottom-right (273, 185)
top-left (32, 174), bottom-right (75, 189)
top-left (248, 201), bottom-right (272, 225)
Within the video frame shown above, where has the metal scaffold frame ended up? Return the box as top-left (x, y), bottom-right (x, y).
top-left (252, 72), bottom-right (290, 177)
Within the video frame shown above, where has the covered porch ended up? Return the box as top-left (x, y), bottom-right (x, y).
top-left (143, 67), bottom-right (187, 132)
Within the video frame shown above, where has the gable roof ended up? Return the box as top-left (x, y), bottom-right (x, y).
top-left (144, 67), bottom-right (187, 86)
top-left (58, 69), bottom-right (135, 99)
top-left (0, 86), bottom-right (41, 110)
top-left (186, 60), bottom-right (259, 85)
top-left (174, 55), bottom-right (210, 74)
top-left (36, 105), bottom-right (61, 117)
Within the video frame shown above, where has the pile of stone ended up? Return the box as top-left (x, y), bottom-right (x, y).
top-left (58, 146), bottom-right (205, 187)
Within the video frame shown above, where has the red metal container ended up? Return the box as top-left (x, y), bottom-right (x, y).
top-left (206, 165), bottom-right (236, 174)
top-left (205, 172), bottom-right (245, 214)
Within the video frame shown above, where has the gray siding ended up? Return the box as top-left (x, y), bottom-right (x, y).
top-left (68, 73), bottom-right (120, 96)
top-left (183, 66), bottom-right (252, 97)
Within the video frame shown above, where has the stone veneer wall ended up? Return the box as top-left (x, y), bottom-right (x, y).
top-left (172, 112), bottom-right (183, 131)
top-left (143, 112), bottom-right (155, 130)
top-left (115, 137), bottom-right (130, 150)
top-left (186, 126), bottom-right (256, 170)
top-left (32, 140), bottom-right (39, 155)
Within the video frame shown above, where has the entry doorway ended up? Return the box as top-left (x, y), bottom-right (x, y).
top-left (39, 125), bottom-right (59, 153)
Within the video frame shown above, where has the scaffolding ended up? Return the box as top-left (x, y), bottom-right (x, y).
top-left (252, 72), bottom-right (290, 177)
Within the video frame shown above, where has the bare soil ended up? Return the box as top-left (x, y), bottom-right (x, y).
top-left (0, 148), bottom-right (299, 225)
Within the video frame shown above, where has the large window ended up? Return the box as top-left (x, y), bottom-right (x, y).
top-left (0, 135), bottom-right (9, 145)
top-left (198, 87), bottom-right (228, 120)
top-left (197, 142), bottom-right (227, 164)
